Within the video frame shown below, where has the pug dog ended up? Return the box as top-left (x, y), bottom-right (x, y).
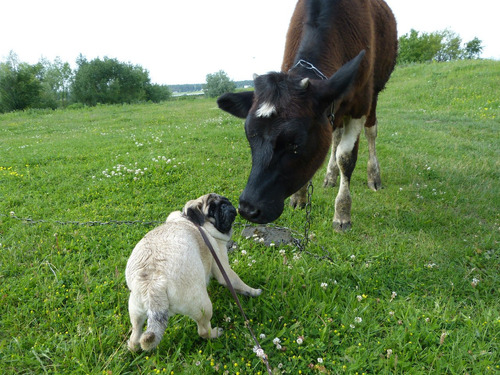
top-left (125, 193), bottom-right (262, 352)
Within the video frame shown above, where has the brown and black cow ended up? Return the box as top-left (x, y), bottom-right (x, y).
top-left (218, 0), bottom-right (397, 230)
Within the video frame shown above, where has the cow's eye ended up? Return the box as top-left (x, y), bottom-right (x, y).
top-left (287, 143), bottom-right (299, 154)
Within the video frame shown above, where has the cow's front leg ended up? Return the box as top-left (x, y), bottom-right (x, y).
top-left (333, 117), bottom-right (364, 231)
top-left (323, 127), bottom-right (342, 187)
top-left (290, 183), bottom-right (308, 209)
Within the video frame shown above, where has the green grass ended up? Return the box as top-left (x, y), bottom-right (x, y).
top-left (1, 59), bottom-right (499, 374)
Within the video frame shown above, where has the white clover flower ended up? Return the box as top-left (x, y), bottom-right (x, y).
top-left (390, 291), bottom-right (397, 301)
top-left (296, 336), bottom-right (304, 345)
top-left (259, 333), bottom-right (266, 339)
top-left (273, 337), bottom-right (281, 345)
top-left (350, 254), bottom-right (356, 260)
top-left (279, 249), bottom-right (286, 256)
top-left (321, 282), bottom-right (328, 290)
top-left (354, 317), bottom-right (362, 323)
top-left (471, 277), bottom-right (480, 287)
top-left (317, 358), bottom-right (323, 363)
top-left (386, 349), bottom-right (393, 358)
top-left (241, 250), bottom-right (247, 256)
top-left (350, 324), bottom-right (355, 329)
top-left (253, 346), bottom-right (266, 358)
top-left (357, 295), bottom-right (363, 302)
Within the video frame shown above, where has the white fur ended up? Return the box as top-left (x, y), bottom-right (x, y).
top-left (255, 102), bottom-right (277, 118)
top-left (336, 116), bottom-right (365, 158)
top-left (125, 195), bottom-right (262, 352)
top-left (333, 117), bottom-right (366, 229)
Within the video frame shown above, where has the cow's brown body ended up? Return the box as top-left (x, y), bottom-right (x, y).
top-left (218, 0), bottom-right (397, 230)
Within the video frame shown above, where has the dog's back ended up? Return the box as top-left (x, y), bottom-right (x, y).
top-left (125, 214), bottom-right (208, 351)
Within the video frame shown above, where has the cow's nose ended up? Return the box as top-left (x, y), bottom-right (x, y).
top-left (238, 200), bottom-right (260, 221)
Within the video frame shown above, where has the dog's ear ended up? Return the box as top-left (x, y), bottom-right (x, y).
top-left (184, 202), bottom-right (205, 227)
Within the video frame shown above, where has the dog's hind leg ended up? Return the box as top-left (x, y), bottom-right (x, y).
top-left (128, 292), bottom-right (147, 352)
top-left (139, 294), bottom-right (169, 351)
top-left (190, 291), bottom-right (223, 339)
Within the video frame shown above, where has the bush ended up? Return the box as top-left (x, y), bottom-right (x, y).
top-left (397, 29), bottom-right (483, 65)
top-left (145, 83), bottom-right (172, 103)
top-left (0, 54), bottom-right (44, 113)
top-left (71, 57), bottom-right (150, 106)
top-left (204, 70), bottom-right (236, 98)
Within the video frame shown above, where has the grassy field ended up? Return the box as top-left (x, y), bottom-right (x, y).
top-left (0, 59), bottom-right (499, 374)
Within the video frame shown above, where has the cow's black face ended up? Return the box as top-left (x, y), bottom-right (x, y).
top-left (238, 111), bottom-right (328, 223)
top-left (217, 52), bottom-right (365, 223)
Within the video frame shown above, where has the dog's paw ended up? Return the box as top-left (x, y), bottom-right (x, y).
top-left (251, 288), bottom-right (262, 297)
top-left (210, 327), bottom-right (224, 339)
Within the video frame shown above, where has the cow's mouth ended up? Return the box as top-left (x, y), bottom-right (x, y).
top-left (238, 198), bottom-right (284, 224)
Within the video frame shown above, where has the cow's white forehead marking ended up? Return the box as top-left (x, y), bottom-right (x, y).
top-left (255, 102), bottom-right (277, 118)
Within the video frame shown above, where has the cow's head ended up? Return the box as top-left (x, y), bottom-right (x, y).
top-left (217, 51), bottom-right (365, 224)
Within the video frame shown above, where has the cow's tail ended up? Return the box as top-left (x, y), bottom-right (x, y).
top-left (140, 289), bottom-right (170, 351)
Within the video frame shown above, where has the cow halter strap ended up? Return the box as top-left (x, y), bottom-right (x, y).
top-left (291, 59), bottom-right (329, 80)
top-left (289, 59), bottom-right (336, 127)
top-left (194, 223), bottom-right (273, 375)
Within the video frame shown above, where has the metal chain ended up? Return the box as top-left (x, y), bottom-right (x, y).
top-left (4, 212), bottom-right (163, 227)
top-left (298, 180), bottom-right (314, 251)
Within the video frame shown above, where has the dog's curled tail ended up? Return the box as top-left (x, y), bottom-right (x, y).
top-left (140, 300), bottom-right (169, 351)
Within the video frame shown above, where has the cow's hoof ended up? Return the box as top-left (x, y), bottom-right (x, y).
top-left (323, 178), bottom-right (337, 188)
top-left (290, 195), bottom-right (306, 209)
top-left (367, 179), bottom-right (382, 191)
top-left (333, 220), bottom-right (352, 232)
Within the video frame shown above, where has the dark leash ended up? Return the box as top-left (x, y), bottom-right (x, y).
top-left (195, 224), bottom-right (273, 375)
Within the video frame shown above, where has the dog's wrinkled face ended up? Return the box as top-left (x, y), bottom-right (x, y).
top-left (183, 193), bottom-right (237, 234)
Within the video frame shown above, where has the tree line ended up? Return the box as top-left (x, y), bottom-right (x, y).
top-left (203, 30), bottom-right (484, 98)
top-left (0, 29), bottom-right (484, 113)
top-left (397, 29), bottom-right (482, 64)
top-left (0, 52), bottom-right (172, 113)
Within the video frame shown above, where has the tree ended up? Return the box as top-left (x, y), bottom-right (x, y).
top-left (463, 37), bottom-right (483, 60)
top-left (39, 57), bottom-right (73, 107)
top-left (397, 29), bottom-right (483, 64)
top-left (204, 70), bottom-right (236, 98)
top-left (397, 29), bottom-right (442, 64)
top-left (434, 30), bottom-right (462, 62)
top-left (0, 51), bottom-right (43, 112)
top-left (72, 56), bottom-right (150, 106)
top-left (145, 83), bottom-right (172, 103)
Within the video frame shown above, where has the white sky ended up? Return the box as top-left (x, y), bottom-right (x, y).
top-left (1, 0), bottom-right (499, 85)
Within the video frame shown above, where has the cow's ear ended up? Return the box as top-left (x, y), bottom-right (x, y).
top-left (217, 91), bottom-right (254, 119)
top-left (317, 50), bottom-right (365, 107)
